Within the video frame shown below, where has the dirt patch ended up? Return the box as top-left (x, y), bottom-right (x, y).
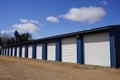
top-left (0, 55), bottom-right (120, 80)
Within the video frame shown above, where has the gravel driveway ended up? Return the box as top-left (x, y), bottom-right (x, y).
top-left (0, 55), bottom-right (120, 80)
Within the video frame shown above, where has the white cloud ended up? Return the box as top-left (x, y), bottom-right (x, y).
top-left (60, 6), bottom-right (106, 24)
top-left (13, 23), bottom-right (38, 33)
top-left (20, 19), bottom-right (39, 24)
top-left (100, 0), bottom-right (108, 5)
top-left (12, 19), bottom-right (39, 33)
top-left (20, 19), bottom-right (28, 23)
top-left (1, 30), bottom-right (8, 34)
top-left (46, 16), bottom-right (59, 23)
top-left (1, 19), bottom-right (42, 39)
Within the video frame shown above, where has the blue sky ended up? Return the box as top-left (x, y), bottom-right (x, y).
top-left (0, 0), bottom-right (120, 39)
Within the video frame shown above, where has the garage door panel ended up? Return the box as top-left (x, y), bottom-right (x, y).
top-left (17, 47), bottom-right (19, 57)
top-left (9, 48), bottom-right (11, 56)
top-left (28, 45), bottom-right (32, 58)
top-left (36, 44), bottom-right (42, 59)
top-left (84, 32), bottom-right (110, 67)
top-left (22, 46), bottom-right (25, 58)
top-left (47, 43), bottom-right (56, 61)
top-left (62, 37), bottom-right (77, 63)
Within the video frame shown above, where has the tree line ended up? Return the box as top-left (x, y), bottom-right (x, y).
top-left (0, 30), bottom-right (32, 46)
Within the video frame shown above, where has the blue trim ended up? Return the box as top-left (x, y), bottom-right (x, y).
top-left (15, 46), bottom-right (17, 57)
top-left (56, 40), bottom-right (61, 61)
top-left (77, 36), bottom-right (84, 64)
top-left (12, 47), bottom-right (14, 56)
top-left (11, 47), bottom-right (13, 56)
top-left (7, 47), bottom-right (9, 56)
top-left (32, 44), bottom-right (36, 59)
top-left (25, 44), bottom-right (28, 58)
top-left (111, 29), bottom-right (120, 68)
top-left (5, 47), bottom-right (6, 56)
top-left (3, 48), bottom-right (4, 55)
top-left (109, 33), bottom-right (115, 67)
top-left (19, 46), bottom-right (22, 57)
top-left (0, 48), bottom-right (1, 55)
top-left (42, 42), bottom-right (47, 60)
top-left (1, 48), bottom-right (3, 55)
top-left (6, 47), bottom-right (7, 56)
top-left (5, 47), bottom-right (7, 56)
top-left (8, 47), bottom-right (10, 56)
top-left (2, 48), bottom-right (3, 55)
top-left (4, 48), bottom-right (5, 55)
top-left (2, 48), bottom-right (4, 55)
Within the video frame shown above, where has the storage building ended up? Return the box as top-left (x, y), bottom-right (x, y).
top-left (1, 25), bottom-right (120, 68)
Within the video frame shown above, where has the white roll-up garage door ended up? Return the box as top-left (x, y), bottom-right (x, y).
top-left (36, 44), bottom-right (42, 59)
top-left (47, 43), bottom-right (56, 61)
top-left (62, 37), bottom-right (77, 63)
top-left (9, 48), bottom-right (11, 56)
top-left (83, 32), bottom-right (110, 67)
top-left (4, 48), bottom-right (5, 55)
top-left (28, 45), bottom-right (32, 58)
top-left (22, 46), bottom-right (25, 58)
top-left (17, 47), bottom-right (19, 57)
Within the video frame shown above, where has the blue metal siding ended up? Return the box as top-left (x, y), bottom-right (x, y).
top-left (7, 47), bottom-right (9, 56)
top-left (77, 36), bottom-right (84, 64)
top-left (19, 46), bottom-right (22, 57)
top-left (5, 47), bottom-right (6, 56)
top-left (1, 48), bottom-right (3, 55)
top-left (32, 44), bottom-right (36, 59)
top-left (11, 47), bottom-right (13, 56)
top-left (113, 29), bottom-right (120, 68)
top-left (3, 48), bottom-right (5, 55)
top-left (4, 47), bottom-right (6, 56)
top-left (15, 46), bottom-right (17, 57)
top-left (56, 40), bottom-right (61, 61)
top-left (42, 43), bottom-right (47, 60)
top-left (25, 44), bottom-right (28, 58)
top-left (109, 33), bottom-right (115, 67)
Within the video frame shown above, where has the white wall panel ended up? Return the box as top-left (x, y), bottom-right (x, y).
top-left (3, 49), bottom-right (5, 55)
top-left (62, 37), bottom-right (77, 63)
top-left (17, 47), bottom-right (19, 57)
top-left (9, 48), bottom-right (11, 56)
top-left (22, 46), bottom-right (25, 58)
top-left (83, 32), bottom-right (110, 67)
top-left (47, 43), bottom-right (56, 61)
top-left (28, 45), bottom-right (32, 58)
top-left (36, 44), bottom-right (42, 59)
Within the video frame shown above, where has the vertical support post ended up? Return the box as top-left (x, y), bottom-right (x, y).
top-left (8, 47), bottom-right (10, 56)
top-left (5, 47), bottom-right (6, 56)
top-left (19, 46), bottom-right (22, 57)
top-left (11, 46), bottom-right (13, 56)
top-left (7, 47), bottom-right (9, 56)
top-left (3, 48), bottom-right (4, 55)
top-left (109, 31), bottom-right (115, 67)
top-left (56, 39), bottom-right (61, 61)
top-left (1, 47), bottom-right (3, 55)
top-left (42, 42), bottom-right (47, 60)
top-left (32, 43), bottom-right (36, 59)
top-left (25, 44), bottom-right (28, 58)
top-left (77, 36), bottom-right (84, 64)
top-left (15, 46), bottom-right (17, 57)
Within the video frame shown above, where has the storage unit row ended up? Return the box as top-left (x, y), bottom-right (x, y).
top-left (1, 25), bottom-right (120, 68)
